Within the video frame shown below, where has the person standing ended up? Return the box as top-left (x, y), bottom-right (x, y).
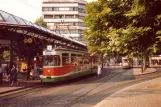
top-left (97, 63), bottom-right (102, 77)
top-left (10, 64), bottom-right (19, 86)
top-left (27, 65), bottom-right (32, 80)
top-left (34, 64), bottom-right (39, 80)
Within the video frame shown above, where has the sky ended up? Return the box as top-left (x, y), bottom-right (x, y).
top-left (0, 0), bottom-right (95, 23)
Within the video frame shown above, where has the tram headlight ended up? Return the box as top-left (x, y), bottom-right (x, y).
top-left (48, 70), bottom-right (51, 73)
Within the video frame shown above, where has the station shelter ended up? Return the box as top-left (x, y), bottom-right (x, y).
top-left (0, 10), bottom-right (87, 76)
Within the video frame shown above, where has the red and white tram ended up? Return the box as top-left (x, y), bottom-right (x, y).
top-left (40, 47), bottom-right (99, 82)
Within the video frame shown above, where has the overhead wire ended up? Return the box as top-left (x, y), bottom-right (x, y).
top-left (16, 0), bottom-right (41, 12)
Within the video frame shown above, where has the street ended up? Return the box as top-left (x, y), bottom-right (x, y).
top-left (0, 67), bottom-right (161, 107)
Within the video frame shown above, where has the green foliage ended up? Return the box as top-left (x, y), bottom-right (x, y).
top-left (2, 51), bottom-right (10, 61)
top-left (84, 0), bottom-right (161, 60)
top-left (34, 16), bottom-right (48, 28)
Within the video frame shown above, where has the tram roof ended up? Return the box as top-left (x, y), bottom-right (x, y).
top-left (0, 10), bottom-right (86, 49)
top-left (44, 47), bottom-right (88, 53)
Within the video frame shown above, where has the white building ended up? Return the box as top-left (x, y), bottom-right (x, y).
top-left (42, 0), bottom-right (87, 43)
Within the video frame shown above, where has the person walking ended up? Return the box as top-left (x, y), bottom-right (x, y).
top-left (10, 64), bottom-right (19, 86)
top-left (97, 63), bottom-right (102, 77)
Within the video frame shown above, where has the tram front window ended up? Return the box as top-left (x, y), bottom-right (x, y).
top-left (43, 55), bottom-right (60, 66)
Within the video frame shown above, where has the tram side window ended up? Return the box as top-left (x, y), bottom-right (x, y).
top-left (77, 54), bottom-right (83, 64)
top-left (71, 54), bottom-right (77, 64)
top-left (83, 58), bottom-right (90, 64)
top-left (62, 53), bottom-right (69, 65)
top-left (43, 55), bottom-right (60, 66)
top-left (151, 60), bottom-right (157, 65)
top-left (83, 56), bottom-right (90, 64)
top-left (159, 60), bottom-right (161, 65)
top-left (123, 59), bottom-right (128, 63)
top-left (54, 55), bottom-right (60, 66)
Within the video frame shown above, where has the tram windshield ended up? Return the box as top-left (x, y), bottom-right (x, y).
top-left (123, 59), bottom-right (128, 63)
top-left (43, 55), bottom-right (60, 66)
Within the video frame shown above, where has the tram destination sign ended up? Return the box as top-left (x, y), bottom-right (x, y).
top-left (43, 51), bottom-right (55, 55)
top-left (47, 45), bottom-right (52, 50)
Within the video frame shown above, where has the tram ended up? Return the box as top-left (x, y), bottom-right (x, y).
top-left (149, 56), bottom-right (161, 67)
top-left (40, 46), bottom-right (99, 82)
top-left (122, 57), bottom-right (133, 68)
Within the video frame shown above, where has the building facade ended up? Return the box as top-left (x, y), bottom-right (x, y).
top-left (42, 0), bottom-right (87, 42)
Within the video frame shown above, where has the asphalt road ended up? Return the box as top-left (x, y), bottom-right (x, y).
top-left (0, 68), bottom-right (160, 107)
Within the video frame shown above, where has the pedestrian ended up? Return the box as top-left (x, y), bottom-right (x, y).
top-left (30, 65), bottom-right (34, 80)
top-left (34, 64), bottom-right (39, 80)
top-left (27, 65), bottom-right (32, 80)
top-left (10, 64), bottom-right (19, 86)
top-left (0, 64), bottom-right (3, 85)
top-left (97, 63), bottom-right (102, 77)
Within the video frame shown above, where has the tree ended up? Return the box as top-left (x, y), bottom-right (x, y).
top-left (84, 0), bottom-right (132, 62)
top-left (84, 0), bottom-right (161, 72)
top-left (84, 1), bottom-right (110, 55)
top-left (116, 0), bottom-right (161, 72)
top-left (34, 16), bottom-right (48, 28)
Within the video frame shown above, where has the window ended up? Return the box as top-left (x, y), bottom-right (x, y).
top-left (74, 7), bottom-right (78, 11)
top-left (55, 15), bottom-right (60, 19)
top-left (71, 54), bottom-right (76, 64)
top-left (44, 15), bottom-right (53, 19)
top-left (69, 8), bottom-right (73, 11)
top-left (78, 8), bottom-right (85, 13)
top-left (49, 8), bottom-right (52, 11)
top-left (65, 15), bottom-right (74, 19)
top-left (75, 15), bottom-right (78, 18)
top-left (42, 7), bottom-right (52, 11)
top-left (59, 8), bottom-right (69, 11)
top-left (62, 53), bottom-right (69, 65)
top-left (77, 54), bottom-right (83, 64)
top-left (53, 7), bottom-right (59, 11)
top-left (43, 55), bottom-right (60, 66)
top-left (42, 7), bottom-right (48, 11)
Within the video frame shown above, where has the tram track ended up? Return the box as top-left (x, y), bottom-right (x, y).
top-left (39, 70), bottom-right (161, 107)
top-left (64, 71), bottom-right (161, 107)
top-left (2, 68), bottom-right (156, 107)
top-left (0, 74), bottom-right (97, 101)
top-left (0, 68), bottom-right (122, 105)
top-left (39, 69), bottom-right (127, 107)
top-left (0, 84), bottom-right (48, 101)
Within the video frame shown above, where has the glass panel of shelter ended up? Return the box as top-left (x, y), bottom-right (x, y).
top-left (14, 16), bottom-right (26, 25)
top-left (6, 15), bottom-right (18, 24)
top-left (0, 14), bottom-right (4, 21)
top-left (0, 11), bottom-right (11, 22)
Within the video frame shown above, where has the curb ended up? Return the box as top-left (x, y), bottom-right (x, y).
top-left (135, 69), bottom-right (157, 76)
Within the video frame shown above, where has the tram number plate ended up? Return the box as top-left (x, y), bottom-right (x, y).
top-left (47, 77), bottom-right (51, 79)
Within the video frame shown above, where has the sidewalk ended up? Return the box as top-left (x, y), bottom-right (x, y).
top-left (0, 78), bottom-right (41, 94)
top-left (95, 68), bottom-right (161, 107)
top-left (123, 67), bottom-right (157, 76)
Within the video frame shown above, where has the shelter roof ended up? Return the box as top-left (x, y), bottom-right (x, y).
top-left (0, 10), bottom-right (87, 50)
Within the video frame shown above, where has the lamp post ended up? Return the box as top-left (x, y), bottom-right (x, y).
top-left (24, 38), bottom-right (33, 79)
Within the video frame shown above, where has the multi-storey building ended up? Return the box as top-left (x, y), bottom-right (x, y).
top-left (42, 0), bottom-right (87, 43)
